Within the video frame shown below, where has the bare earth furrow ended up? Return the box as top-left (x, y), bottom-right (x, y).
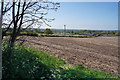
top-left (20, 36), bottom-right (118, 74)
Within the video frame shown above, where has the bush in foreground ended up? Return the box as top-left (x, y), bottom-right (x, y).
top-left (2, 46), bottom-right (51, 79)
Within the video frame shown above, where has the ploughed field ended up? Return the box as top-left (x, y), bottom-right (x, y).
top-left (19, 36), bottom-right (118, 75)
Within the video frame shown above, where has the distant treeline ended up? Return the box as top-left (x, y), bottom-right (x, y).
top-left (65, 30), bottom-right (119, 36)
top-left (2, 28), bottom-right (119, 37)
top-left (43, 29), bottom-right (119, 37)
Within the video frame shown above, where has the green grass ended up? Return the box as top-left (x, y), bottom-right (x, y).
top-left (2, 42), bottom-right (120, 79)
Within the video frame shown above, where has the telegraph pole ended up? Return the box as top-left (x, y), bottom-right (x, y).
top-left (64, 25), bottom-right (66, 35)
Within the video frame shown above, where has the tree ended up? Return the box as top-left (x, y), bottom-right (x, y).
top-left (44, 28), bottom-right (53, 34)
top-left (2, 0), bottom-right (60, 47)
top-left (71, 30), bottom-right (74, 35)
top-left (0, 0), bottom-right (4, 79)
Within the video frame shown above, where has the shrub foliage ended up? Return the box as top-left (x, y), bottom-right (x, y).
top-left (44, 28), bottom-right (53, 34)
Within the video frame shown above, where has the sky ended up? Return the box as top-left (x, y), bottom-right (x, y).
top-left (53, 0), bottom-right (119, 2)
top-left (41, 2), bottom-right (118, 30)
top-left (2, 0), bottom-right (120, 2)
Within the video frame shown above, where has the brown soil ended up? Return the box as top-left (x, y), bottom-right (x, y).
top-left (17, 36), bottom-right (119, 75)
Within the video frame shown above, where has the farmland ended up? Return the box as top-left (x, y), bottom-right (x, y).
top-left (18, 36), bottom-right (118, 75)
top-left (1, 1), bottom-right (119, 79)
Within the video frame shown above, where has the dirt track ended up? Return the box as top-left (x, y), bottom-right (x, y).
top-left (20, 36), bottom-right (119, 74)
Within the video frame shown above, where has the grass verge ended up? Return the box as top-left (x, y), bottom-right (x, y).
top-left (2, 42), bottom-right (119, 79)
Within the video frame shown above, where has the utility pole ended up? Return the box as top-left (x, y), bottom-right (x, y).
top-left (64, 25), bottom-right (66, 35)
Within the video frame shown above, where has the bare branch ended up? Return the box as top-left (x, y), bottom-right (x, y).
top-left (41, 19), bottom-right (51, 27)
top-left (3, 3), bottom-right (13, 15)
top-left (22, 21), bottom-right (34, 31)
top-left (16, 1), bottom-right (26, 34)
